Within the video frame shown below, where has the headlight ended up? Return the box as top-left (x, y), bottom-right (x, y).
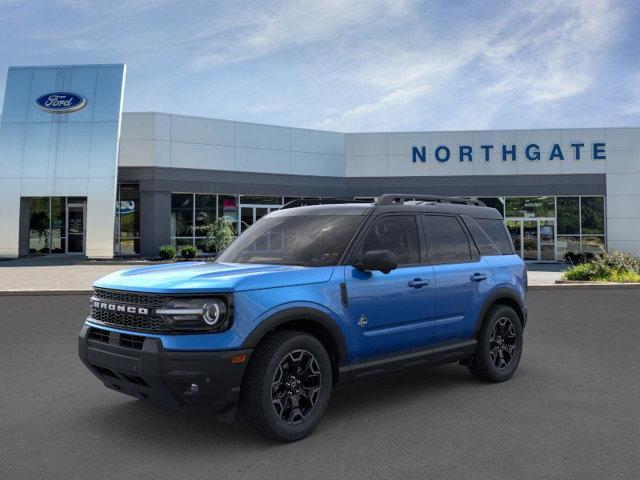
top-left (157, 297), bottom-right (230, 332)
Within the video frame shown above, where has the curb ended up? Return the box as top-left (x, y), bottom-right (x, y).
top-left (0, 290), bottom-right (93, 296)
top-left (530, 282), bottom-right (640, 290)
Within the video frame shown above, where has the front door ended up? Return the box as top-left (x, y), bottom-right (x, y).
top-left (66, 203), bottom-right (85, 254)
top-left (346, 215), bottom-right (436, 362)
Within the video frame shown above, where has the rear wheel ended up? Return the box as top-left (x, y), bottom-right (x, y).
top-left (241, 330), bottom-right (332, 442)
top-left (468, 305), bottom-right (523, 382)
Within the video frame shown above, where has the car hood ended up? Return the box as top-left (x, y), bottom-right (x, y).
top-left (93, 262), bottom-right (335, 294)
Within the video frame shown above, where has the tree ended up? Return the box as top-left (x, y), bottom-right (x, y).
top-left (193, 217), bottom-right (235, 254)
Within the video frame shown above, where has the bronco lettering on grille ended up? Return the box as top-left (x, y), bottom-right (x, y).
top-left (92, 299), bottom-right (149, 315)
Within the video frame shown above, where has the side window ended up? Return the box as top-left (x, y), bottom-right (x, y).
top-left (462, 216), bottom-right (501, 256)
top-left (423, 215), bottom-right (472, 264)
top-left (475, 218), bottom-right (514, 254)
top-left (361, 215), bottom-right (420, 265)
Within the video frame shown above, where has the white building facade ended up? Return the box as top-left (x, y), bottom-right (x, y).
top-left (1, 64), bottom-right (639, 260)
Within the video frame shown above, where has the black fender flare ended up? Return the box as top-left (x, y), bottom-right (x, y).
top-left (241, 307), bottom-right (348, 365)
top-left (473, 287), bottom-right (527, 336)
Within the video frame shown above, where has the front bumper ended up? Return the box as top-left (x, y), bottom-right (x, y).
top-left (78, 324), bottom-right (252, 419)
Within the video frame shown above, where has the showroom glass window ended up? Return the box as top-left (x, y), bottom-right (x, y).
top-left (556, 196), bottom-right (605, 257)
top-left (114, 184), bottom-right (140, 255)
top-left (171, 194), bottom-right (284, 253)
top-left (27, 196), bottom-right (86, 255)
top-left (505, 197), bottom-right (555, 218)
top-left (29, 197), bottom-right (55, 254)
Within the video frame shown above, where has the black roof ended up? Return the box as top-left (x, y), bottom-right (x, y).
top-left (272, 195), bottom-right (502, 219)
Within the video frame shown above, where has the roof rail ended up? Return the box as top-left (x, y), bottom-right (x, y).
top-left (375, 194), bottom-right (486, 207)
top-left (281, 198), bottom-right (371, 209)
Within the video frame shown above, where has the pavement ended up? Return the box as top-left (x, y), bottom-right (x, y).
top-left (0, 256), bottom-right (567, 292)
top-left (1, 289), bottom-right (639, 480)
top-left (0, 256), bottom-right (135, 293)
top-left (525, 262), bottom-right (567, 285)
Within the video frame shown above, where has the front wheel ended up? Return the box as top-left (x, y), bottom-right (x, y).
top-left (468, 305), bottom-right (523, 382)
top-left (241, 330), bottom-right (332, 442)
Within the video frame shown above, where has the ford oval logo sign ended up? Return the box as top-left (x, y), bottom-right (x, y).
top-left (35, 92), bottom-right (87, 114)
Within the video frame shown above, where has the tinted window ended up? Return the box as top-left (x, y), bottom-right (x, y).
top-left (475, 218), bottom-right (514, 254)
top-left (216, 215), bottom-right (363, 267)
top-left (463, 217), bottom-right (501, 256)
top-left (423, 215), bottom-right (472, 264)
top-left (361, 215), bottom-right (420, 265)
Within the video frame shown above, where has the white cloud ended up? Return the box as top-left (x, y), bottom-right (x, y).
top-left (314, 0), bottom-right (625, 130)
top-left (190, 0), bottom-right (414, 69)
top-left (1, 0), bottom-right (631, 131)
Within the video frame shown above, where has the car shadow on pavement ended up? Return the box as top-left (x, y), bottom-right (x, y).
top-left (80, 363), bottom-right (482, 448)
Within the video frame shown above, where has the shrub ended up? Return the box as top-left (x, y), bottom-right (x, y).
top-left (563, 263), bottom-right (597, 281)
top-left (158, 244), bottom-right (177, 260)
top-left (563, 250), bottom-right (640, 282)
top-left (180, 245), bottom-right (198, 259)
top-left (593, 250), bottom-right (640, 273)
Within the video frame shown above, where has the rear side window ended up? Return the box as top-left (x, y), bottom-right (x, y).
top-left (423, 215), bottom-right (472, 264)
top-left (361, 215), bottom-right (420, 265)
top-left (475, 218), bottom-right (514, 254)
top-left (463, 216), bottom-right (502, 256)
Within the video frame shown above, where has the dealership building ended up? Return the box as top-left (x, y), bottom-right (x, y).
top-left (1, 63), bottom-right (639, 261)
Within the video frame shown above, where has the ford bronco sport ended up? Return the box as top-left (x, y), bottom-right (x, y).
top-left (79, 194), bottom-right (527, 442)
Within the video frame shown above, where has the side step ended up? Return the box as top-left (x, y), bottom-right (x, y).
top-left (338, 340), bottom-right (477, 383)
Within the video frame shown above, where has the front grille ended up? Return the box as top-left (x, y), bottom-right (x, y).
top-left (93, 288), bottom-right (168, 308)
top-left (89, 288), bottom-right (170, 333)
top-left (89, 307), bottom-right (167, 332)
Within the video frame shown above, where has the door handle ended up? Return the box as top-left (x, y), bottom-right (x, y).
top-left (408, 278), bottom-right (430, 288)
top-left (470, 273), bottom-right (488, 282)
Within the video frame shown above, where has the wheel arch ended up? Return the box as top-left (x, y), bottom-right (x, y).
top-left (241, 307), bottom-right (348, 385)
top-left (474, 287), bottom-right (527, 337)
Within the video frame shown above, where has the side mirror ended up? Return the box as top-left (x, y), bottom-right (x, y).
top-left (355, 249), bottom-right (398, 274)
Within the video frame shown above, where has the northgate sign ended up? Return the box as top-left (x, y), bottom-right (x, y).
top-left (411, 142), bottom-right (606, 163)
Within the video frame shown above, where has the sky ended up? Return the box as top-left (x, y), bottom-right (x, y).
top-left (0, 0), bottom-right (639, 132)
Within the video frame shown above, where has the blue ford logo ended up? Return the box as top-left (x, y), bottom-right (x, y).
top-left (35, 92), bottom-right (87, 114)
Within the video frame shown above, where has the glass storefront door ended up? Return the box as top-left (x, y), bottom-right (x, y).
top-left (539, 220), bottom-right (555, 261)
top-left (522, 221), bottom-right (538, 261)
top-left (66, 203), bottom-right (86, 254)
top-left (506, 218), bottom-right (556, 261)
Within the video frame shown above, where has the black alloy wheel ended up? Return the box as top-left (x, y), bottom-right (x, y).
top-left (489, 316), bottom-right (517, 369)
top-left (467, 304), bottom-right (523, 382)
top-left (271, 349), bottom-right (321, 424)
top-left (242, 330), bottom-right (332, 442)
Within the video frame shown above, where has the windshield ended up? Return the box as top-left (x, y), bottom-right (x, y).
top-left (216, 215), bottom-right (364, 267)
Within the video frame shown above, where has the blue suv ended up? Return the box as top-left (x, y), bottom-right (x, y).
top-left (79, 194), bottom-right (527, 441)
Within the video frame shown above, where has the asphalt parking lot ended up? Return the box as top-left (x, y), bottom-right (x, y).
top-left (1, 289), bottom-right (639, 480)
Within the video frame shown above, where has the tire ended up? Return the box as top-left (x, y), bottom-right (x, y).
top-left (241, 330), bottom-right (333, 442)
top-left (468, 304), bottom-right (523, 382)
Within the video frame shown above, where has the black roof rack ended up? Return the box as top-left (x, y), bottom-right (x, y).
top-left (375, 194), bottom-right (485, 207)
top-left (282, 198), bottom-right (372, 209)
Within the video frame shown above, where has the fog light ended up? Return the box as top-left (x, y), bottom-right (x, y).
top-left (231, 354), bottom-right (247, 364)
top-left (189, 383), bottom-right (199, 393)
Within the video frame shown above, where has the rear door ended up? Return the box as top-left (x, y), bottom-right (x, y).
top-left (346, 214), bottom-right (436, 362)
top-left (422, 214), bottom-right (494, 344)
